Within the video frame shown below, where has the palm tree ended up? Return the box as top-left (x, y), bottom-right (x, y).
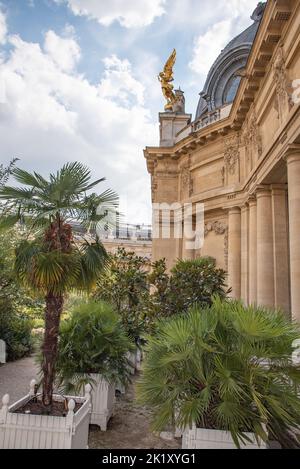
top-left (137, 297), bottom-right (300, 448)
top-left (0, 162), bottom-right (119, 409)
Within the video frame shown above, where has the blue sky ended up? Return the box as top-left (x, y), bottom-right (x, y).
top-left (0, 0), bottom-right (260, 223)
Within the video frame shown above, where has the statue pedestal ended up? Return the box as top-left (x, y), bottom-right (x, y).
top-left (159, 112), bottom-right (191, 147)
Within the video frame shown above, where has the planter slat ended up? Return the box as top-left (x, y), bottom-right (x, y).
top-left (84, 374), bottom-right (115, 431)
top-left (183, 428), bottom-right (267, 450)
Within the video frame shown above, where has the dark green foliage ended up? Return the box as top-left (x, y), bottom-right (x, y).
top-left (0, 299), bottom-right (33, 361)
top-left (55, 301), bottom-right (133, 393)
top-left (94, 248), bottom-right (150, 343)
top-left (147, 257), bottom-right (227, 319)
top-left (137, 297), bottom-right (300, 448)
top-left (0, 229), bottom-right (37, 361)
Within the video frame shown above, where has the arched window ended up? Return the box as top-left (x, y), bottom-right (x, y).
top-left (223, 75), bottom-right (241, 105)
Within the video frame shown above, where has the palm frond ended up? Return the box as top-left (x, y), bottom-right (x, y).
top-left (12, 168), bottom-right (48, 189)
top-left (137, 298), bottom-right (300, 448)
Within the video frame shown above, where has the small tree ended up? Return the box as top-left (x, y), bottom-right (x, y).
top-left (0, 162), bottom-right (118, 409)
top-left (148, 257), bottom-right (228, 319)
top-left (94, 248), bottom-right (149, 343)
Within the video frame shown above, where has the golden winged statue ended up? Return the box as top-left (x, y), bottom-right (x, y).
top-left (158, 49), bottom-right (177, 111)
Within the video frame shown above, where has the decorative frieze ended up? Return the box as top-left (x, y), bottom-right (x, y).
top-left (204, 221), bottom-right (227, 237)
top-left (204, 221), bottom-right (228, 268)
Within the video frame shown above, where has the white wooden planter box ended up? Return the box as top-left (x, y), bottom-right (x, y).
top-left (182, 427), bottom-right (267, 450)
top-left (0, 340), bottom-right (6, 364)
top-left (0, 381), bottom-right (91, 449)
top-left (85, 374), bottom-right (115, 431)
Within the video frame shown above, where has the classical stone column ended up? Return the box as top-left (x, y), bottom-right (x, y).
top-left (286, 149), bottom-right (300, 322)
top-left (228, 207), bottom-right (241, 299)
top-left (241, 205), bottom-right (249, 304)
top-left (256, 188), bottom-right (275, 308)
top-left (271, 186), bottom-right (290, 315)
top-left (248, 198), bottom-right (257, 305)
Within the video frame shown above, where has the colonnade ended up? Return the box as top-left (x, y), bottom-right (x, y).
top-left (227, 150), bottom-right (300, 321)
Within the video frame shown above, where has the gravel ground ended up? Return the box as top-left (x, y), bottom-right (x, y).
top-left (0, 356), bottom-right (39, 404)
top-left (89, 375), bottom-right (181, 450)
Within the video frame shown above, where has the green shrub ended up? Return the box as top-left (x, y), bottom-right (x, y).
top-left (137, 297), bottom-right (300, 448)
top-left (94, 248), bottom-right (150, 343)
top-left (147, 257), bottom-right (228, 319)
top-left (55, 301), bottom-right (133, 393)
top-left (0, 299), bottom-right (33, 361)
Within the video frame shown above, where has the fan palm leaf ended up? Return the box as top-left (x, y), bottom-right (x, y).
top-left (0, 162), bottom-right (118, 407)
top-left (137, 298), bottom-right (300, 448)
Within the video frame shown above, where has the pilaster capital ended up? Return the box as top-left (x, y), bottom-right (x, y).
top-left (283, 144), bottom-right (300, 164)
top-left (271, 183), bottom-right (288, 195)
top-left (248, 195), bottom-right (257, 208)
top-left (240, 204), bottom-right (249, 213)
top-left (255, 185), bottom-right (272, 199)
top-left (227, 206), bottom-right (241, 215)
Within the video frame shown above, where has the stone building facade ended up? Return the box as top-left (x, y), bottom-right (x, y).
top-left (144, 0), bottom-right (300, 321)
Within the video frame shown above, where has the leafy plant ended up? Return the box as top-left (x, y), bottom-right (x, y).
top-left (137, 297), bottom-right (300, 448)
top-left (147, 257), bottom-right (228, 320)
top-left (146, 259), bottom-right (169, 324)
top-left (0, 162), bottom-right (118, 408)
top-left (94, 248), bottom-right (150, 343)
top-left (0, 299), bottom-right (33, 361)
top-left (55, 301), bottom-right (133, 393)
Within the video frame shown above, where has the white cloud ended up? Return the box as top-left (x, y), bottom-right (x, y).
top-left (167, 0), bottom-right (259, 30)
top-left (44, 30), bottom-right (81, 72)
top-left (0, 7), bottom-right (7, 44)
top-left (56, 0), bottom-right (166, 28)
top-left (188, 0), bottom-right (261, 80)
top-left (99, 55), bottom-right (145, 106)
top-left (0, 32), bottom-right (157, 223)
top-left (189, 20), bottom-right (232, 76)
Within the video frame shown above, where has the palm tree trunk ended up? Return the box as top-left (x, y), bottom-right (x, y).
top-left (42, 292), bottom-right (64, 408)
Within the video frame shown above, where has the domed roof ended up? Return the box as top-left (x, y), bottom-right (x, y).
top-left (195, 2), bottom-right (266, 120)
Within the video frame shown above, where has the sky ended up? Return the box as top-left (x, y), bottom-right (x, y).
top-left (0, 0), bottom-right (260, 224)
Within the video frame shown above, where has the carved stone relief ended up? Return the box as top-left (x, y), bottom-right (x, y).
top-left (221, 166), bottom-right (225, 186)
top-left (180, 157), bottom-right (193, 198)
top-left (242, 109), bottom-right (263, 171)
top-left (204, 221), bottom-right (228, 268)
top-left (224, 134), bottom-right (240, 176)
top-left (273, 46), bottom-right (291, 122)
